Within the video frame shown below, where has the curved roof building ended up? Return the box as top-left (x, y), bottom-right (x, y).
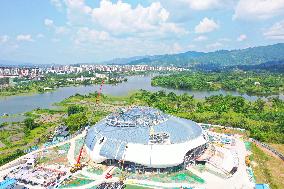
top-left (85, 106), bottom-right (208, 169)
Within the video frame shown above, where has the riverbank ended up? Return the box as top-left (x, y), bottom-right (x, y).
top-left (3, 75), bottom-right (283, 120)
top-left (151, 71), bottom-right (284, 96)
top-left (0, 79), bottom-right (123, 98)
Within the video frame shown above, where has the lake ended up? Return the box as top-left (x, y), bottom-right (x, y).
top-left (0, 75), bottom-right (283, 123)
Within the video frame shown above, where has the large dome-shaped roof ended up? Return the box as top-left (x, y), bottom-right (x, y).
top-left (86, 106), bottom-right (203, 148)
top-left (85, 106), bottom-right (206, 166)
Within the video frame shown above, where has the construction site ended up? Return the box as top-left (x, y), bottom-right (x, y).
top-left (0, 104), bottom-right (259, 189)
top-left (0, 80), bottom-right (260, 189)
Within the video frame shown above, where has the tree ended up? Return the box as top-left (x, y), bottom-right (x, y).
top-left (167, 92), bottom-right (177, 101)
top-left (64, 113), bottom-right (88, 131)
top-left (24, 118), bottom-right (38, 130)
top-left (23, 118), bottom-right (39, 135)
top-left (253, 99), bottom-right (265, 113)
top-left (67, 105), bottom-right (85, 116)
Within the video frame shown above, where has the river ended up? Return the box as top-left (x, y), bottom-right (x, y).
top-left (0, 75), bottom-right (283, 123)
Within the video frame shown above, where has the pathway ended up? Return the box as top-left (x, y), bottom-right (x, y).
top-left (67, 137), bottom-right (77, 165)
top-left (0, 131), bottom-right (86, 173)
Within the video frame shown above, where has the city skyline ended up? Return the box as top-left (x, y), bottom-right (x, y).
top-left (0, 0), bottom-right (284, 64)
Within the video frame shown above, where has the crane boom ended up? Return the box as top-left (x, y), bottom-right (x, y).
top-left (76, 146), bottom-right (84, 164)
top-left (70, 79), bottom-right (105, 173)
top-left (96, 79), bottom-right (104, 104)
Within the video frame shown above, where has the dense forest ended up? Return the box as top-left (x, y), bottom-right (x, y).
top-left (151, 71), bottom-right (284, 96)
top-left (127, 43), bottom-right (284, 67)
top-left (227, 60), bottom-right (284, 73)
top-left (131, 90), bottom-right (284, 143)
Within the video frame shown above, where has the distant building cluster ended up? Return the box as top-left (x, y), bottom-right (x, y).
top-left (0, 64), bottom-right (185, 88)
top-left (0, 67), bottom-right (43, 79)
top-left (45, 64), bottom-right (186, 73)
top-left (89, 65), bottom-right (187, 72)
top-left (0, 65), bottom-right (184, 78)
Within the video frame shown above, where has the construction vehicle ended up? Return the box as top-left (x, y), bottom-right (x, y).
top-left (245, 155), bottom-right (251, 166)
top-left (118, 153), bottom-right (128, 182)
top-left (119, 169), bottom-right (127, 182)
top-left (70, 138), bottom-right (86, 173)
top-left (70, 80), bottom-right (105, 173)
top-left (104, 148), bottom-right (128, 180)
top-left (105, 166), bottom-right (115, 179)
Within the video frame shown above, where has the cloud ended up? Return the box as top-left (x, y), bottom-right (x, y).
top-left (171, 42), bottom-right (183, 53)
top-left (263, 20), bottom-right (284, 39)
top-left (51, 38), bottom-right (60, 43)
top-left (50, 0), bottom-right (63, 10)
top-left (0, 35), bottom-right (9, 43)
top-left (55, 0), bottom-right (187, 37)
top-left (55, 26), bottom-right (69, 34)
top-left (74, 27), bottom-right (110, 45)
top-left (36, 33), bottom-right (45, 38)
top-left (195, 17), bottom-right (219, 33)
top-left (44, 18), bottom-right (69, 34)
top-left (237, 34), bottom-right (247, 41)
top-left (187, 44), bottom-right (196, 50)
top-left (180, 0), bottom-right (221, 10)
top-left (90, 0), bottom-right (184, 35)
top-left (206, 42), bottom-right (223, 50)
top-left (44, 18), bottom-right (54, 27)
top-left (233, 0), bottom-right (284, 20)
top-left (218, 37), bottom-right (231, 42)
top-left (16, 34), bottom-right (33, 42)
top-left (176, 0), bottom-right (235, 10)
top-left (64, 0), bottom-right (93, 25)
top-left (194, 35), bottom-right (207, 41)
top-left (47, 0), bottom-right (190, 59)
top-left (73, 33), bottom-right (185, 60)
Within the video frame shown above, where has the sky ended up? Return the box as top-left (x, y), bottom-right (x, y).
top-left (0, 0), bottom-right (284, 64)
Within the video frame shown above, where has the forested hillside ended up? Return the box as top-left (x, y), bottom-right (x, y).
top-left (127, 43), bottom-right (284, 67)
top-left (230, 60), bottom-right (284, 73)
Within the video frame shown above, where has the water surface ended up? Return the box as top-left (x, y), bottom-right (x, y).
top-left (1, 75), bottom-right (283, 123)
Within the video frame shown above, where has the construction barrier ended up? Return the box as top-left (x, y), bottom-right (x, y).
top-left (250, 138), bottom-right (284, 161)
top-left (198, 123), bottom-right (246, 132)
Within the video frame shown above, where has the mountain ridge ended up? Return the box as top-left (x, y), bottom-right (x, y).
top-left (125, 43), bottom-right (284, 67)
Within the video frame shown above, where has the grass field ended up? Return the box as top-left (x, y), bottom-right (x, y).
top-left (251, 143), bottom-right (284, 189)
top-left (269, 143), bottom-right (284, 155)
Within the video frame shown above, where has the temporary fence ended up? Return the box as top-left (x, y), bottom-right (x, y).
top-left (198, 123), bottom-right (246, 132)
top-left (250, 138), bottom-right (284, 161)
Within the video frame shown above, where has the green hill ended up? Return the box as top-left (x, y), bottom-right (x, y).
top-left (127, 43), bottom-right (284, 67)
